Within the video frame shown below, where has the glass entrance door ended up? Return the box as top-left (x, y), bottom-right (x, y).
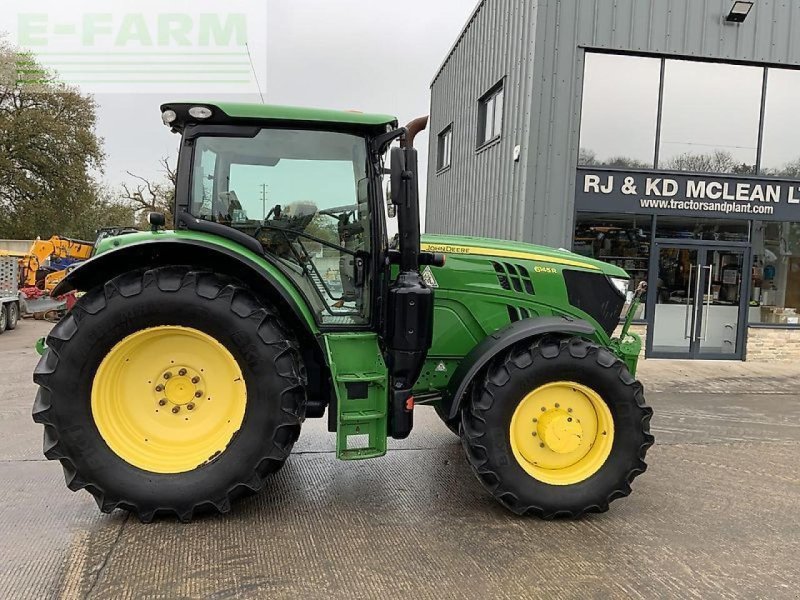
top-left (696, 249), bottom-right (746, 357)
top-left (648, 244), bottom-right (748, 359)
top-left (649, 246), bottom-right (699, 356)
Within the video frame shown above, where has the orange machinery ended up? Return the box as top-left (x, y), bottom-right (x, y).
top-left (0, 236), bottom-right (94, 293)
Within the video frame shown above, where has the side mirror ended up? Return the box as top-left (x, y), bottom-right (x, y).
top-left (390, 146), bottom-right (406, 208)
top-left (385, 181), bottom-right (396, 218)
top-left (388, 133), bottom-right (422, 274)
top-left (148, 212), bottom-right (166, 232)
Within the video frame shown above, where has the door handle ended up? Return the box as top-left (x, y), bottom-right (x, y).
top-left (691, 264), bottom-right (703, 341)
top-left (684, 264), bottom-right (696, 340)
top-left (699, 265), bottom-right (713, 342)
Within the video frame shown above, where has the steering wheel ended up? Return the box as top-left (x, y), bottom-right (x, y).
top-left (318, 204), bottom-right (358, 218)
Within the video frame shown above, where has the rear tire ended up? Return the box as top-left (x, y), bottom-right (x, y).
top-left (32, 267), bottom-right (307, 522)
top-left (5, 301), bottom-right (19, 330)
top-left (460, 336), bottom-right (653, 518)
top-left (0, 303), bottom-right (7, 334)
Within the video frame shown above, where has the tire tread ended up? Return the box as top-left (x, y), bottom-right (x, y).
top-left (32, 267), bottom-right (307, 523)
top-left (460, 336), bottom-right (654, 518)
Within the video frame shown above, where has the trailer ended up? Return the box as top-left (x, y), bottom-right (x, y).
top-left (0, 256), bottom-right (21, 334)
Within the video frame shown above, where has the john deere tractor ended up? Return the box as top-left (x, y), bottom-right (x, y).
top-left (33, 102), bottom-right (653, 522)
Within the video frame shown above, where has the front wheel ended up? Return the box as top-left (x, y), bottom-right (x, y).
top-left (33, 267), bottom-right (307, 522)
top-left (460, 336), bottom-right (653, 518)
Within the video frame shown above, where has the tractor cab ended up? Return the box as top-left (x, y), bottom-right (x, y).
top-left (182, 124), bottom-right (374, 325)
top-left (164, 103), bottom-right (399, 327)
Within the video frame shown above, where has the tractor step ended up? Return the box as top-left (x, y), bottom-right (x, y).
top-left (323, 333), bottom-right (389, 460)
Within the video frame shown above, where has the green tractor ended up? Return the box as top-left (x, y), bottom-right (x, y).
top-left (33, 102), bottom-right (653, 522)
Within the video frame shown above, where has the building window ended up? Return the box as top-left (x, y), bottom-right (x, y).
top-left (578, 53), bottom-right (660, 168)
top-left (760, 68), bottom-right (800, 177)
top-left (654, 217), bottom-right (750, 243)
top-left (437, 125), bottom-right (452, 171)
top-left (578, 53), bottom-right (800, 178)
top-left (659, 59), bottom-right (762, 174)
top-left (478, 81), bottom-right (504, 146)
top-left (750, 221), bottom-right (800, 326)
top-left (573, 213), bottom-right (652, 320)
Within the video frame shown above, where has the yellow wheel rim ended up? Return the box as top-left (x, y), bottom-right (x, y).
top-left (509, 381), bottom-right (614, 485)
top-left (92, 326), bottom-right (247, 474)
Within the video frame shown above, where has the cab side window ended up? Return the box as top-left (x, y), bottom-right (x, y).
top-left (191, 130), bottom-right (371, 325)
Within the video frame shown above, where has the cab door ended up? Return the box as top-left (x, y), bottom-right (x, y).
top-left (188, 128), bottom-right (377, 327)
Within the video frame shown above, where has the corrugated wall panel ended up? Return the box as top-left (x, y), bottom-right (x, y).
top-left (428, 0), bottom-right (800, 246)
top-left (581, 0), bottom-right (800, 64)
top-left (425, 0), bottom-right (536, 239)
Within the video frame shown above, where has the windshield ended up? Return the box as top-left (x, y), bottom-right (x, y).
top-left (190, 129), bottom-right (372, 325)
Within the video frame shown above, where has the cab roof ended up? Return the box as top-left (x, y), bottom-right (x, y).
top-left (160, 101), bottom-right (398, 132)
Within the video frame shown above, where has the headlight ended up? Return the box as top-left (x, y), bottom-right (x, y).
top-left (608, 276), bottom-right (629, 298)
top-left (189, 106), bottom-right (213, 119)
top-left (161, 109), bottom-right (177, 125)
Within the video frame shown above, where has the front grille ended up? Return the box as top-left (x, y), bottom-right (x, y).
top-left (507, 305), bottom-right (536, 322)
top-left (563, 270), bottom-right (625, 336)
top-left (492, 262), bottom-right (535, 295)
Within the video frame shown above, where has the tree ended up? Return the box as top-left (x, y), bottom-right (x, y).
top-left (662, 149), bottom-right (755, 175)
top-left (578, 147), bottom-right (598, 165)
top-left (603, 155), bottom-right (652, 170)
top-left (762, 157), bottom-right (800, 179)
top-left (578, 147), bottom-right (651, 169)
top-left (68, 185), bottom-right (136, 240)
top-left (119, 158), bottom-right (177, 228)
top-left (0, 42), bottom-right (113, 240)
top-left (305, 214), bottom-right (341, 247)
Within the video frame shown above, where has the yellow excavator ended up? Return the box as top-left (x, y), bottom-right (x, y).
top-left (0, 236), bottom-right (94, 293)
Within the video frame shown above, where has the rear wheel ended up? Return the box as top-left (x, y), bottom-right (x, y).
top-left (33, 267), bottom-right (307, 522)
top-left (5, 301), bottom-right (19, 330)
top-left (0, 304), bottom-right (6, 333)
top-left (460, 336), bottom-right (653, 518)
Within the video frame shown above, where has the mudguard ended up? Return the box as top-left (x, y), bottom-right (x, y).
top-left (444, 316), bottom-right (597, 420)
top-left (52, 237), bottom-right (319, 336)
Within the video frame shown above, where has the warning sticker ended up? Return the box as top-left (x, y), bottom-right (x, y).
top-left (422, 265), bottom-right (439, 288)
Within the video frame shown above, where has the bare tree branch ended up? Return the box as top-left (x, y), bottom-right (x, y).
top-left (118, 158), bottom-right (176, 228)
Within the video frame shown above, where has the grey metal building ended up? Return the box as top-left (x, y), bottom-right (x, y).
top-left (426, 0), bottom-right (800, 360)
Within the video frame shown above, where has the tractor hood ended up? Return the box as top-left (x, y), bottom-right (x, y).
top-left (420, 234), bottom-right (628, 278)
top-left (419, 234), bottom-right (631, 339)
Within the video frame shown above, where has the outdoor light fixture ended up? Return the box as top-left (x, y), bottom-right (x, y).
top-left (726, 1), bottom-right (754, 23)
top-left (161, 109), bottom-right (177, 125)
top-left (188, 106), bottom-right (213, 119)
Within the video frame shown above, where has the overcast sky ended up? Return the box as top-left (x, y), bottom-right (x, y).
top-left (86, 0), bottom-right (478, 221)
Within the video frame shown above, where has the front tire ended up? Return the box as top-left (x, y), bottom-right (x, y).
top-left (460, 336), bottom-right (653, 518)
top-left (32, 267), bottom-right (307, 522)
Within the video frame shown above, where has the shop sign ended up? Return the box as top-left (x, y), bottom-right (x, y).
top-left (575, 168), bottom-right (800, 221)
